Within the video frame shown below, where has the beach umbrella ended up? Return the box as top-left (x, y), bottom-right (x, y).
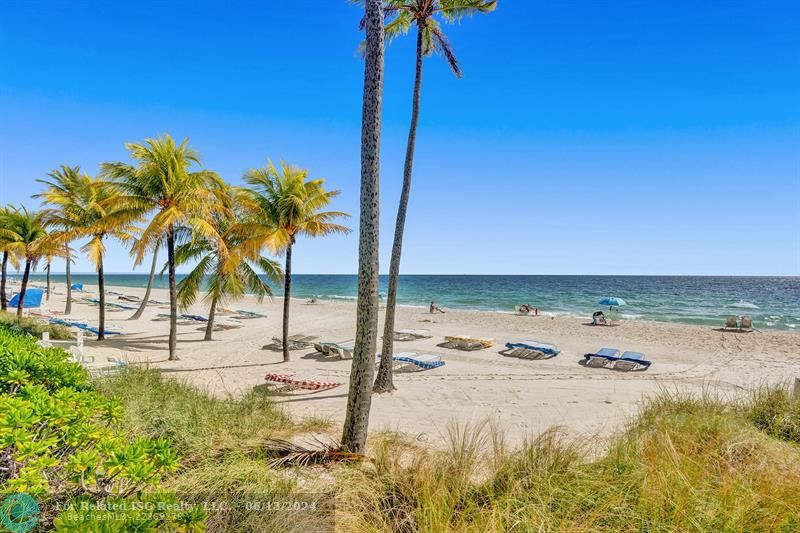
top-left (598, 296), bottom-right (626, 309)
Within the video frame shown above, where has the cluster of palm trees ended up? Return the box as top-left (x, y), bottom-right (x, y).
top-left (0, 135), bottom-right (349, 361)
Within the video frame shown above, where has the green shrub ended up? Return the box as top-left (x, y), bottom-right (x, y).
top-left (0, 311), bottom-right (75, 340)
top-left (0, 324), bottom-right (205, 530)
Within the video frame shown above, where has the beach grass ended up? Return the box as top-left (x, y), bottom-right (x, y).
top-left (94, 367), bottom-right (800, 532)
top-left (337, 388), bottom-right (800, 532)
top-left (94, 367), bottom-right (335, 531)
top-left (0, 310), bottom-right (75, 339)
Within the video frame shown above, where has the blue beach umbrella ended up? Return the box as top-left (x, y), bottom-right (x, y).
top-left (598, 296), bottom-right (626, 309)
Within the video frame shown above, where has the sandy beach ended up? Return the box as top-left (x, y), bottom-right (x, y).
top-left (20, 281), bottom-right (800, 447)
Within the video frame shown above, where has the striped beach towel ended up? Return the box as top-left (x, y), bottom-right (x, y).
top-left (264, 373), bottom-right (341, 391)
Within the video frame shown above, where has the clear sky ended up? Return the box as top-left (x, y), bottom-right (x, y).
top-left (1, 1), bottom-right (798, 275)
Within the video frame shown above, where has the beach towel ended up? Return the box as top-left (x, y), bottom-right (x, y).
top-left (264, 373), bottom-right (341, 391)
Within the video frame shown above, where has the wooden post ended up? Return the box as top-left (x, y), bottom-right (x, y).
top-left (792, 377), bottom-right (800, 400)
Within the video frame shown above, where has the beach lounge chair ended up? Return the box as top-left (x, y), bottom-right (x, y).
top-left (740, 316), bottom-right (753, 331)
top-left (315, 339), bottom-right (354, 358)
top-left (266, 334), bottom-right (319, 351)
top-left (180, 313), bottom-right (208, 322)
top-left (442, 335), bottom-right (493, 351)
top-left (393, 328), bottom-right (432, 342)
top-left (724, 315), bottom-right (738, 329)
top-left (264, 372), bottom-right (341, 391)
top-left (389, 352), bottom-right (445, 371)
top-left (235, 309), bottom-right (268, 319)
top-left (118, 295), bottom-right (141, 303)
top-left (584, 347), bottom-right (621, 368)
top-left (501, 340), bottom-right (560, 360)
top-left (48, 318), bottom-right (122, 336)
top-left (613, 351), bottom-right (652, 371)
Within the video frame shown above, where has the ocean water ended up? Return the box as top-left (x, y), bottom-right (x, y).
top-left (18, 274), bottom-right (800, 332)
top-left (15, 274), bottom-right (800, 332)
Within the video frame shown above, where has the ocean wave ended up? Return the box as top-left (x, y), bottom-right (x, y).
top-left (727, 300), bottom-right (760, 309)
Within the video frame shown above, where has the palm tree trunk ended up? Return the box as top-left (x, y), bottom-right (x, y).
top-left (97, 252), bottom-right (105, 341)
top-left (17, 259), bottom-right (32, 317)
top-left (167, 226), bottom-right (179, 360)
top-left (64, 245), bottom-right (72, 315)
top-left (46, 261), bottom-right (51, 301)
top-left (204, 295), bottom-right (218, 341)
top-left (282, 241), bottom-right (293, 362)
top-left (1, 251), bottom-right (8, 311)
top-left (341, 0), bottom-right (384, 454)
top-left (375, 27), bottom-right (425, 394)
top-left (130, 247), bottom-right (158, 320)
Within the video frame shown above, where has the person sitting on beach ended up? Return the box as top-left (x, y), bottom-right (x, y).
top-left (430, 300), bottom-right (445, 314)
top-left (519, 303), bottom-right (532, 314)
top-left (307, 296), bottom-right (318, 304)
top-left (592, 311), bottom-right (607, 325)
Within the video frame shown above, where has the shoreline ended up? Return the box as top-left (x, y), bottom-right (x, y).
top-left (12, 275), bottom-right (800, 333)
top-left (12, 280), bottom-right (800, 448)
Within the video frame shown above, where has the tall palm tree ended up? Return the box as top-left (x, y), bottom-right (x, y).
top-left (175, 193), bottom-right (283, 341)
top-left (242, 161), bottom-right (350, 362)
top-left (0, 207), bottom-right (48, 317)
top-left (101, 134), bottom-right (227, 360)
top-left (128, 239), bottom-right (160, 321)
top-left (341, 0), bottom-right (385, 454)
top-left (34, 165), bottom-right (88, 315)
top-left (374, 0), bottom-right (496, 393)
top-left (0, 205), bottom-right (21, 312)
top-left (38, 169), bottom-right (139, 339)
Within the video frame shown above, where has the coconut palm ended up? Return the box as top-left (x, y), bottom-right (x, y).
top-left (0, 205), bottom-right (21, 312)
top-left (38, 169), bottom-right (139, 339)
top-left (128, 239), bottom-right (160, 321)
top-left (0, 207), bottom-right (49, 317)
top-left (341, 0), bottom-right (385, 454)
top-left (175, 194), bottom-right (283, 341)
top-left (34, 165), bottom-right (89, 315)
top-left (373, 0), bottom-right (496, 393)
top-left (241, 161), bottom-right (350, 362)
top-left (101, 134), bottom-right (227, 360)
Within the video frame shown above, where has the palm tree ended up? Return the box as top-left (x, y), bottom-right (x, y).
top-left (242, 161), bottom-right (350, 362)
top-left (128, 239), bottom-right (160, 321)
top-left (0, 205), bottom-right (21, 312)
top-left (175, 192), bottom-right (283, 341)
top-left (34, 165), bottom-right (88, 315)
top-left (38, 169), bottom-right (139, 339)
top-left (101, 134), bottom-right (227, 360)
top-left (341, 0), bottom-right (385, 454)
top-left (374, 0), bottom-right (496, 393)
top-left (0, 207), bottom-right (48, 317)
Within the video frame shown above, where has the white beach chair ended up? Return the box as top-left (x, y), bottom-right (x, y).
top-left (393, 328), bottom-right (432, 342)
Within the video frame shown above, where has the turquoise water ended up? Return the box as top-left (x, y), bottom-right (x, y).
top-left (16, 274), bottom-right (800, 332)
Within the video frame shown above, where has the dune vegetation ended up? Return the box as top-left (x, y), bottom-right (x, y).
top-left (94, 364), bottom-right (800, 532)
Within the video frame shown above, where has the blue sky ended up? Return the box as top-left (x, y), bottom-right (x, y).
top-left (1, 0), bottom-right (798, 275)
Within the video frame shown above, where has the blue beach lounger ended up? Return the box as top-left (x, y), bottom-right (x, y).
top-left (584, 347), bottom-right (621, 367)
top-left (613, 351), bottom-right (652, 371)
top-left (502, 340), bottom-right (560, 359)
top-left (391, 352), bottom-right (445, 371)
top-left (181, 314), bottom-right (208, 322)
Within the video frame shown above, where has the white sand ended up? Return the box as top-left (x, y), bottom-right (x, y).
top-left (23, 281), bottom-right (800, 447)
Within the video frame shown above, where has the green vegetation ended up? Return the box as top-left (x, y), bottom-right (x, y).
top-left (95, 367), bottom-right (333, 532)
top-left (0, 310), bottom-right (75, 340)
top-left (0, 323), bottom-right (202, 530)
top-left (337, 391), bottom-right (800, 532)
top-left (3, 317), bottom-right (799, 531)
